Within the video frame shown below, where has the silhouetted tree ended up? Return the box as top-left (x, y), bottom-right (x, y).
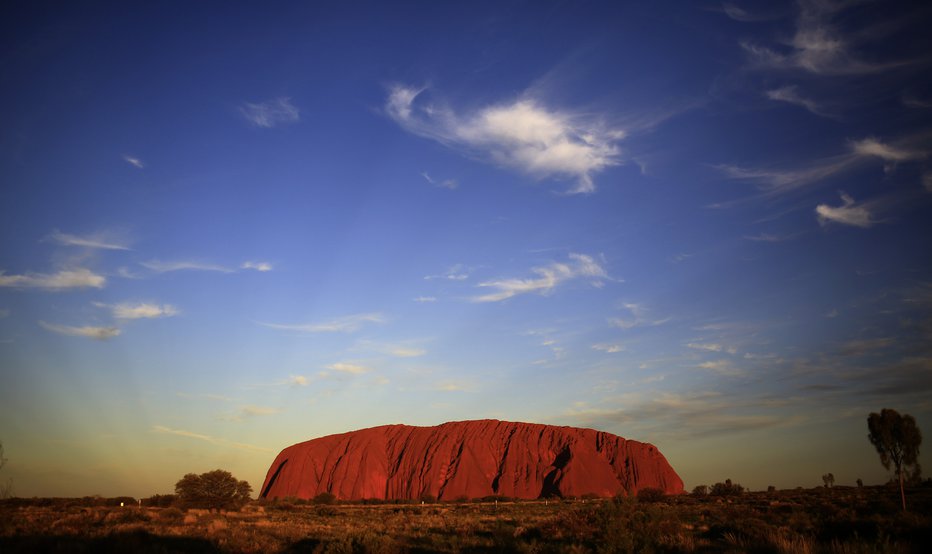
top-left (710, 478), bottom-right (744, 496)
top-left (174, 469), bottom-right (252, 509)
top-left (856, 478), bottom-right (863, 488)
top-left (822, 473), bottom-right (835, 488)
top-left (636, 487), bottom-right (665, 503)
top-left (691, 484), bottom-right (708, 496)
top-left (868, 408), bottom-right (922, 511)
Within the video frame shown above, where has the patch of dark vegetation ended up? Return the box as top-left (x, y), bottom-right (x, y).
top-left (0, 530), bottom-right (221, 553)
top-left (1, 485), bottom-right (930, 552)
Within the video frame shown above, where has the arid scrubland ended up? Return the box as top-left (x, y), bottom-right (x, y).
top-left (1, 485), bottom-right (930, 553)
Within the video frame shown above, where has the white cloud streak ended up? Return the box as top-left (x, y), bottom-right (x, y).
top-left (0, 268), bottom-right (106, 290)
top-left (39, 321), bottom-right (121, 340)
top-left (96, 302), bottom-right (179, 320)
top-left (259, 312), bottom-right (385, 333)
top-left (421, 172), bottom-right (458, 190)
top-left (816, 192), bottom-right (874, 228)
top-left (386, 85), bottom-right (623, 193)
top-left (152, 425), bottom-right (272, 453)
top-left (765, 85), bottom-right (828, 116)
top-left (741, 0), bottom-right (903, 76)
top-left (327, 362), bottom-right (371, 374)
top-left (592, 343), bottom-right (624, 353)
top-left (716, 136), bottom-right (927, 195)
top-left (241, 261), bottom-right (273, 272)
top-left (287, 375), bottom-right (308, 386)
top-left (608, 303), bottom-right (669, 329)
top-left (715, 155), bottom-right (858, 194)
top-left (413, 296), bottom-right (437, 303)
top-left (390, 347), bottom-right (426, 358)
top-left (850, 137), bottom-right (924, 162)
top-left (47, 229), bottom-right (131, 251)
top-left (140, 260), bottom-right (235, 273)
top-left (472, 253), bottom-right (608, 302)
top-left (239, 97), bottom-right (300, 128)
top-left (425, 264), bottom-right (470, 281)
top-left (122, 155), bottom-right (145, 168)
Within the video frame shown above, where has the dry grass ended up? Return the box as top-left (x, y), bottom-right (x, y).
top-left (1, 485), bottom-right (929, 553)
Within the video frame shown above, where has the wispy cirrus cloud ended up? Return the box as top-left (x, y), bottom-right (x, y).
top-left (220, 404), bottom-right (282, 422)
top-left (562, 390), bottom-right (799, 440)
top-left (39, 321), bottom-right (120, 340)
top-left (258, 312), bottom-right (386, 333)
top-left (413, 296), bottom-right (437, 303)
top-left (688, 342), bottom-right (736, 354)
top-left (816, 192), bottom-right (874, 228)
top-left (0, 268), bottom-right (106, 290)
top-left (608, 303), bottom-right (669, 329)
top-left (850, 137), bottom-right (925, 163)
top-left (327, 362), bottom-right (371, 374)
top-left (719, 2), bottom-right (782, 22)
top-left (421, 172), bottom-right (458, 190)
top-left (424, 264), bottom-right (470, 281)
top-left (286, 375), bottom-right (308, 386)
top-left (714, 155), bottom-right (857, 194)
top-left (472, 253), bottom-right (608, 303)
top-left (390, 347), bottom-right (426, 358)
top-left (740, 0), bottom-right (907, 76)
top-left (241, 261), bottom-right (273, 272)
top-left (698, 359), bottom-right (745, 377)
top-left (592, 343), bottom-right (624, 353)
top-left (239, 97), bottom-right (300, 128)
top-left (152, 425), bottom-right (271, 453)
top-left (744, 232), bottom-right (795, 242)
top-left (47, 229), bottom-right (132, 251)
top-left (140, 260), bottom-right (235, 273)
top-left (765, 85), bottom-right (829, 117)
top-left (122, 155), bottom-right (144, 168)
top-left (386, 85), bottom-right (623, 194)
top-left (94, 302), bottom-right (179, 320)
top-left (716, 136), bottom-right (928, 195)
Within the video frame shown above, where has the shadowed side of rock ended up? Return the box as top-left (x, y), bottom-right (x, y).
top-left (261, 419), bottom-right (684, 500)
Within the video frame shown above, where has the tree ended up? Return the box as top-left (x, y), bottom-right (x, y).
top-left (710, 478), bottom-right (743, 496)
top-left (867, 408), bottom-right (922, 511)
top-left (822, 473), bottom-right (834, 488)
top-left (174, 469), bottom-right (252, 509)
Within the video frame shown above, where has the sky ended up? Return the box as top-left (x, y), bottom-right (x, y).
top-left (1, 0), bottom-right (931, 498)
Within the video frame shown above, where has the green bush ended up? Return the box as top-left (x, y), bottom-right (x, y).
top-left (174, 469), bottom-right (252, 509)
top-left (636, 487), bottom-right (665, 503)
top-left (312, 492), bottom-right (337, 505)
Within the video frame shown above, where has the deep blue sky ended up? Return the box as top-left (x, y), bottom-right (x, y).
top-left (1, 0), bottom-right (931, 497)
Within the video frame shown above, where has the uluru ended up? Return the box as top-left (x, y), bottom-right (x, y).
top-left (260, 419), bottom-right (684, 501)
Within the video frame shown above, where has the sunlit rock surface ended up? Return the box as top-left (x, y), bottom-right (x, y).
top-left (261, 420), bottom-right (684, 500)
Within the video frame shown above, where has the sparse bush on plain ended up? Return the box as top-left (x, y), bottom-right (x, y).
top-left (636, 487), bottom-right (665, 503)
top-left (710, 478), bottom-right (744, 496)
top-left (174, 469), bottom-right (252, 510)
top-left (692, 484), bottom-right (709, 496)
top-left (2, 486), bottom-right (932, 552)
top-left (312, 492), bottom-right (337, 505)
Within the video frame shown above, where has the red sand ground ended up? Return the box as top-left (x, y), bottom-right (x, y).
top-left (261, 419), bottom-right (684, 500)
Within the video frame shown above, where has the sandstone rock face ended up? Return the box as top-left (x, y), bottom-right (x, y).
top-left (260, 420), bottom-right (684, 500)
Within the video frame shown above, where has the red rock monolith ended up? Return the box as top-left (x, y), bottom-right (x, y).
top-left (260, 420), bottom-right (684, 500)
